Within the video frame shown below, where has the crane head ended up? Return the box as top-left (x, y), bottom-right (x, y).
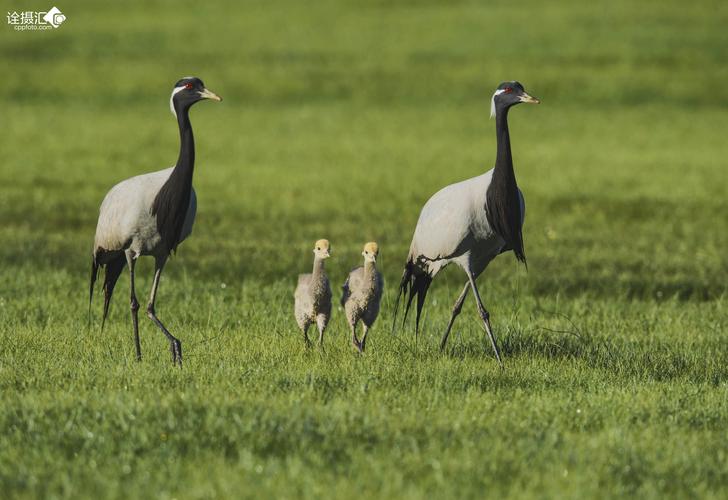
top-left (170, 77), bottom-right (222, 118)
top-left (490, 81), bottom-right (539, 118)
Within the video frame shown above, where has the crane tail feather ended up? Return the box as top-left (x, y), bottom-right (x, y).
top-left (394, 259), bottom-right (433, 336)
top-left (391, 292), bottom-right (401, 335)
top-left (414, 279), bottom-right (431, 337)
top-left (88, 258), bottom-right (99, 329)
top-left (100, 254), bottom-right (125, 332)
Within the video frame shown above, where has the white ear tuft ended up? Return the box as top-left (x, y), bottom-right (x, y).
top-left (169, 85), bottom-right (186, 118)
top-left (490, 89), bottom-right (506, 118)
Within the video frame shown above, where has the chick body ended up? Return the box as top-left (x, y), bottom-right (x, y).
top-left (294, 239), bottom-right (332, 345)
top-left (341, 242), bottom-right (384, 351)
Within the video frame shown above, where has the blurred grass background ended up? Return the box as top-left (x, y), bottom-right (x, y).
top-left (1, 0), bottom-right (728, 498)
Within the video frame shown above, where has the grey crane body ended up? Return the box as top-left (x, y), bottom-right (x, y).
top-left (341, 243), bottom-right (383, 352)
top-left (294, 240), bottom-right (332, 346)
top-left (89, 77), bottom-right (221, 366)
top-left (395, 81), bottom-right (539, 364)
top-left (93, 167), bottom-right (197, 261)
top-left (407, 169), bottom-right (525, 280)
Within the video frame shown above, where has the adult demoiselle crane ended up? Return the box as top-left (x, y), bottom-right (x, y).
top-left (394, 81), bottom-right (539, 364)
top-left (89, 77), bottom-right (222, 366)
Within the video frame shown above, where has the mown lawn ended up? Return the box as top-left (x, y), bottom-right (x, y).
top-left (1, 0), bottom-right (728, 498)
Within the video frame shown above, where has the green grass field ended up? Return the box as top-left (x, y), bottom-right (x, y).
top-left (2, 0), bottom-right (728, 498)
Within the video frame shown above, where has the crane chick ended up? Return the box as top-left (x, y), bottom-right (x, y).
top-left (294, 239), bottom-right (332, 346)
top-left (341, 242), bottom-right (384, 352)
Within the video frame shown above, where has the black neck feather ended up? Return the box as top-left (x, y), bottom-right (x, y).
top-left (151, 106), bottom-right (195, 254)
top-left (485, 107), bottom-right (526, 264)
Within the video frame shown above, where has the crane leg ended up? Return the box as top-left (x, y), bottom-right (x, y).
top-left (316, 315), bottom-right (327, 347)
top-left (440, 282), bottom-right (470, 352)
top-left (125, 251), bottom-right (142, 361)
top-left (350, 321), bottom-right (362, 352)
top-left (466, 272), bottom-right (503, 366)
top-left (360, 324), bottom-right (370, 352)
top-left (146, 256), bottom-right (182, 366)
top-left (302, 323), bottom-right (311, 347)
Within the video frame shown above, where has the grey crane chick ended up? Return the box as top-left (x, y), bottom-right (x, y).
top-left (341, 242), bottom-right (384, 352)
top-left (294, 239), bottom-right (332, 346)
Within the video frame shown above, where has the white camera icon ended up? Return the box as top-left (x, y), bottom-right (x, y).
top-left (43, 7), bottom-right (66, 28)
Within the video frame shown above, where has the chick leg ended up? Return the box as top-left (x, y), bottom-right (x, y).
top-left (350, 321), bottom-right (362, 352)
top-left (316, 314), bottom-right (328, 346)
top-left (360, 324), bottom-right (370, 352)
top-left (302, 322), bottom-right (311, 347)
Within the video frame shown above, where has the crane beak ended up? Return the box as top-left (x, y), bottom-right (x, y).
top-left (199, 88), bottom-right (223, 102)
top-left (519, 92), bottom-right (540, 104)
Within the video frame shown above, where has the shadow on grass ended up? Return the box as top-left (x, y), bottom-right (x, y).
top-left (530, 276), bottom-right (726, 302)
top-left (443, 327), bottom-right (728, 385)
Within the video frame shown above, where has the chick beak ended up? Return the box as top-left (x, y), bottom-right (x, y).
top-left (199, 88), bottom-right (223, 102)
top-left (519, 92), bottom-right (540, 104)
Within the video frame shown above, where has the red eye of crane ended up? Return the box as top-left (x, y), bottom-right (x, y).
top-left (185, 83), bottom-right (193, 89)
top-left (504, 87), bottom-right (513, 93)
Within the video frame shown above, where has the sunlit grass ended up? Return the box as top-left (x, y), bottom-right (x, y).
top-left (1, 0), bottom-right (728, 498)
